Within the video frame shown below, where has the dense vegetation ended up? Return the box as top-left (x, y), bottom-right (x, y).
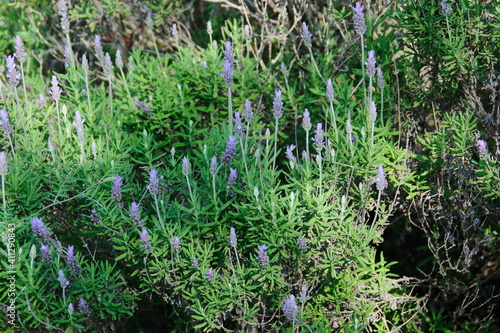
top-left (0, 0), bottom-right (499, 332)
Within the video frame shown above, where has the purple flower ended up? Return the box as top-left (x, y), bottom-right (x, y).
top-left (477, 140), bottom-right (488, 158)
top-left (0, 151), bottom-right (7, 177)
top-left (170, 236), bottom-right (181, 253)
top-left (229, 227), bottom-right (237, 248)
top-left (78, 298), bottom-right (91, 315)
top-left (116, 49), bottom-right (123, 69)
top-left (31, 217), bottom-right (51, 242)
top-left (286, 144), bottom-right (296, 161)
top-left (221, 59), bottom-right (234, 86)
top-left (273, 89), bottom-right (283, 120)
top-left (40, 244), bottom-right (51, 263)
top-left (6, 55), bottom-right (20, 87)
top-left (366, 50), bottom-right (376, 78)
top-left (182, 156), bottom-right (191, 176)
top-left (82, 54), bottom-right (89, 75)
top-left (313, 123), bottom-right (324, 151)
top-left (302, 108), bottom-right (312, 132)
top-left (73, 111), bottom-right (85, 145)
top-left (104, 52), bottom-right (113, 77)
top-left (299, 285), bottom-right (310, 304)
top-left (67, 245), bottom-right (81, 275)
top-left (57, 0), bottom-right (69, 34)
top-left (148, 169), bottom-right (160, 196)
top-left (94, 35), bottom-right (104, 64)
top-left (49, 75), bottom-right (62, 102)
top-left (14, 36), bottom-right (27, 61)
top-left (228, 168), bottom-right (238, 187)
top-left (206, 267), bottom-right (214, 283)
top-left (375, 165), bottom-right (387, 191)
top-left (129, 202), bottom-right (143, 227)
top-left (326, 79), bottom-right (334, 102)
top-left (223, 41), bottom-right (235, 65)
top-left (140, 228), bottom-right (153, 252)
top-left (441, 0), bottom-right (452, 16)
top-left (234, 111), bottom-right (244, 138)
top-left (257, 244), bottom-right (269, 268)
top-left (209, 156), bottom-right (218, 175)
top-left (221, 136), bottom-right (238, 165)
top-left (243, 99), bottom-right (253, 121)
top-left (376, 67), bottom-right (385, 89)
top-left (353, 2), bottom-right (366, 36)
top-left (90, 209), bottom-right (101, 225)
top-left (300, 22), bottom-right (312, 45)
top-left (39, 94), bottom-right (46, 109)
top-left (283, 294), bottom-right (299, 323)
top-left (298, 237), bottom-right (308, 253)
top-left (112, 175), bottom-right (123, 208)
top-left (57, 269), bottom-right (70, 288)
top-left (64, 46), bottom-right (71, 67)
top-left (191, 257), bottom-right (199, 269)
top-left (369, 101), bottom-right (377, 122)
top-left (172, 23), bottom-right (178, 36)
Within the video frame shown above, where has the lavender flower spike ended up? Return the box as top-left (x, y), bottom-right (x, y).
top-left (228, 168), bottom-right (238, 187)
top-left (57, 269), bottom-right (70, 288)
top-left (209, 156), bottom-right (218, 175)
top-left (129, 202), bottom-right (143, 226)
top-left (221, 59), bottom-right (234, 86)
top-left (6, 55), bottom-right (20, 87)
top-left (148, 169), bottom-right (160, 196)
top-left (302, 108), bottom-right (312, 132)
top-left (31, 217), bottom-right (51, 242)
top-left (140, 228), bottom-right (153, 252)
top-left (283, 294), bottom-right (300, 323)
top-left (300, 22), bottom-right (312, 46)
top-left (353, 2), bottom-right (366, 36)
top-left (49, 75), bottom-right (62, 102)
top-left (0, 152), bottom-right (7, 177)
top-left (375, 165), bottom-right (387, 191)
top-left (57, 0), bottom-right (70, 34)
top-left (171, 236), bottom-right (181, 253)
top-left (40, 244), bottom-right (51, 262)
top-left (67, 245), bottom-right (81, 274)
top-left (221, 136), bottom-right (238, 165)
top-left (94, 35), bottom-right (104, 64)
top-left (206, 268), bottom-right (214, 283)
top-left (257, 244), bottom-right (269, 268)
top-left (477, 139), bottom-right (488, 158)
top-left (78, 298), bottom-right (91, 315)
top-left (376, 67), bottom-right (385, 89)
top-left (223, 41), bottom-right (235, 65)
top-left (243, 99), bottom-right (253, 120)
top-left (369, 101), bottom-right (377, 123)
top-left (112, 175), bottom-right (123, 208)
top-left (298, 237), bottom-right (308, 253)
top-left (441, 0), bottom-right (452, 17)
top-left (14, 36), bottom-right (27, 62)
top-left (233, 111), bottom-right (244, 138)
top-left (286, 144), bottom-right (296, 161)
top-left (273, 89), bottom-right (283, 120)
top-left (182, 156), bottom-right (191, 175)
top-left (313, 123), bottom-right (325, 152)
top-left (73, 111), bottom-right (85, 145)
top-left (326, 79), bottom-right (334, 102)
top-left (366, 50), bottom-right (376, 78)
top-left (229, 227), bottom-right (237, 248)
top-left (103, 52), bottom-right (113, 77)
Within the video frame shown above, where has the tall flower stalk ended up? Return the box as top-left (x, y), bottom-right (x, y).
top-left (0, 152), bottom-right (7, 213)
top-left (272, 89), bottom-right (283, 171)
top-left (353, 2), bottom-right (367, 103)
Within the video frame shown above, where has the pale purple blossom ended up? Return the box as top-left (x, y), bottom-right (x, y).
top-left (286, 144), bottom-right (296, 161)
top-left (221, 59), bottom-right (234, 86)
top-left (148, 169), bottom-right (160, 196)
top-left (129, 202), bottom-right (143, 226)
top-left (40, 244), bottom-right (51, 262)
top-left (73, 111), bottom-right (85, 145)
top-left (116, 49), bottom-right (123, 69)
top-left (229, 227), bottom-right (237, 248)
top-left (243, 99), bottom-right (253, 120)
top-left (172, 23), bottom-right (178, 36)
top-left (375, 165), bottom-right (387, 191)
top-left (49, 75), bottom-right (62, 102)
top-left (112, 175), bottom-right (123, 208)
top-left (140, 228), bottom-right (153, 252)
top-left (191, 257), bottom-right (199, 269)
top-left (300, 22), bottom-right (312, 45)
top-left (283, 294), bottom-right (299, 323)
top-left (369, 101), bottom-right (377, 122)
top-left (223, 41), bottom-right (235, 65)
top-left (67, 245), bottom-right (81, 275)
top-left (31, 217), bottom-right (51, 242)
top-left (57, 269), bottom-right (70, 288)
top-left (182, 156), bottom-right (191, 175)
top-left (170, 236), bottom-right (181, 253)
top-left (78, 298), bottom-right (90, 315)
top-left (228, 168), bottom-right (238, 187)
top-left (221, 136), bottom-right (238, 165)
top-left (104, 52), bottom-right (113, 77)
top-left (257, 244), bottom-right (269, 268)
top-left (366, 50), bottom-right (376, 78)
top-left (273, 89), bottom-right (283, 120)
top-left (57, 0), bottom-right (70, 34)
top-left (39, 94), bottom-right (46, 109)
top-left (14, 36), bottom-right (27, 61)
top-left (302, 108), bottom-right (312, 132)
top-left (353, 2), bottom-right (366, 36)
top-left (94, 35), bottom-right (104, 64)
top-left (234, 111), bottom-right (244, 138)
top-left (477, 139), bottom-right (488, 158)
top-left (6, 55), bottom-right (20, 87)
top-left (441, 0), bottom-right (452, 16)
top-left (376, 67), bottom-right (385, 89)
top-left (206, 268), bottom-right (214, 283)
top-left (299, 285), bottom-right (310, 304)
top-left (209, 156), bottom-right (218, 175)
top-left (326, 79), bottom-right (334, 102)
top-left (0, 109), bottom-right (12, 135)
top-left (313, 123), bottom-right (324, 151)
top-left (298, 237), bottom-right (308, 253)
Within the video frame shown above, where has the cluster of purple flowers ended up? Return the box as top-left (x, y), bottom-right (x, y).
top-left (221, 136), bottom-right (238, 165)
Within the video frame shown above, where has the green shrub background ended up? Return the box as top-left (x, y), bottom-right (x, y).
top-left (0, 0), bottom-right (499, 332)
